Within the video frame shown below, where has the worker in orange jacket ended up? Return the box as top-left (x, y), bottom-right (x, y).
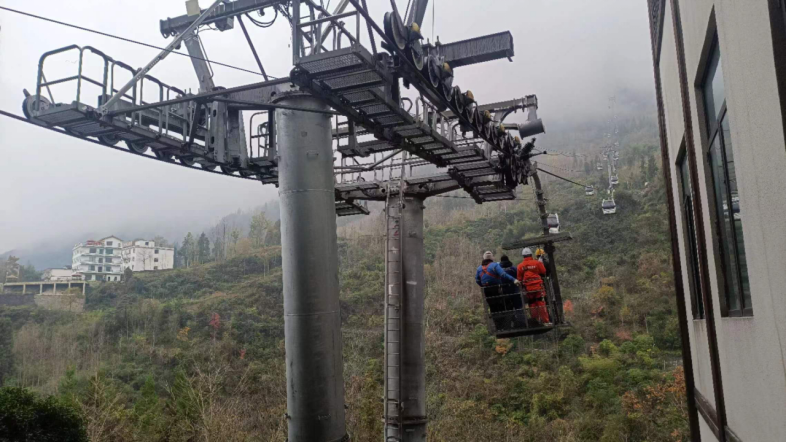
top-left (517, 247), bottom-right (552, 326)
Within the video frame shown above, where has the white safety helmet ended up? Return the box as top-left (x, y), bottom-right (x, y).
top-left (521, 247), bottom-right (533, 257)
top-left (483, 251), bottom-right (494, 260)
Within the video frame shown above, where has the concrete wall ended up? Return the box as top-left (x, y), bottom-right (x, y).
top-left (0, 281), bottom-right (85, 312)
top-left (658, 0), bottom-right (786, 440)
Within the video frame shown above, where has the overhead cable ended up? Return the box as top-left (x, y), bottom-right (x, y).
top-left (536, 167), bottom-right (589, 188)
top-left (0, 6), bottom-right (277, 79)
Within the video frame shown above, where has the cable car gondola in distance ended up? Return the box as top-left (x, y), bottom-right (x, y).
top-left (479, 233), bottom-right (573, 338)
top-left (585, 186), bottom-right (595, 196)
top-left (602, 198), bottom-right (617, 214)
top-left (547, 213), bottom-right (560, 234)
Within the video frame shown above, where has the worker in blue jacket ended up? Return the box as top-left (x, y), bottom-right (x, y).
top-left (476, 251), bottom-right (521, 331)
top-left (475, 251), bottom-right (519, 286)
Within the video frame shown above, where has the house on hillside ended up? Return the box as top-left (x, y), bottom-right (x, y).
top-left (121, 239), bottom-right (174, 272)
top-left (648, 1), bottom-right (786, 440)
top-left (41, 267), bottom-right (77, 282)
top-left (72, 236), bottom-right (124, 281)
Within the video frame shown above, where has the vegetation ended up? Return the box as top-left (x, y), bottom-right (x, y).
top-left (0, 140), bottom-right (688, 440)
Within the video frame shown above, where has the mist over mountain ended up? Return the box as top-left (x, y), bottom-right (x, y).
top-left (1, 201), bottom-right (282, 270)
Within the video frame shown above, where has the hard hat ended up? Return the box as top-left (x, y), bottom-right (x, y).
top-left (521, 247), bottom-right (533, 257)
top-left (483, 251), bottom-right (494, 260)
top-left (465, 90), bottom-right (475, 102)
top-left (535, 248), bottom-right (545, 258)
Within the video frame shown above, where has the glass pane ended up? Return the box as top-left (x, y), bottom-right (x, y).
top-left (721, 117), bottom-right (751, 310)
top-left (686, 200), bottom-right (705, 318)
top-left (704, 46), bottom-right (725, 134)
top-left (710, 136), bottom-right (740, 312)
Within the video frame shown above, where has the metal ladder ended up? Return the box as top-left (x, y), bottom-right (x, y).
top-left (384, 153), bottom-right (407, 441)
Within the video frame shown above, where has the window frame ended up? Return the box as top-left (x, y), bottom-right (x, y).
top-left (699, 39), bottom-right (752, 317)
top-left (676, 144), bottom-right (705, 319)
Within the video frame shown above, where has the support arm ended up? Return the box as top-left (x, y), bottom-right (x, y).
top-left (183, 33), bottom-right (216, 92)
top-left (406, 0), bottom-right (429, 27)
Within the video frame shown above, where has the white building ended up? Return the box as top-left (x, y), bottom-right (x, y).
top-left (648, 0), bottom-right (786, 440)
top-left (41, 268), bottom-right (76, 282)
top-left (72, 236), bottom-right (124, 281)
top-left (121, 239), bottom-right (174, 272)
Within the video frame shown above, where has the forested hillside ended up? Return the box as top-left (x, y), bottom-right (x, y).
top-left (0, 140), bottom-right (688, 441)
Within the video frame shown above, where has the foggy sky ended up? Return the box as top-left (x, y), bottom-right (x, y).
top-left (0, 0), bottom-right (655, 252)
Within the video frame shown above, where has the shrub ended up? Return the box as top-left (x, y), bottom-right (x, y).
top-left (0, 387), bottom-right (87, 442)
top-left (598, 339), bottom-right (618, 357)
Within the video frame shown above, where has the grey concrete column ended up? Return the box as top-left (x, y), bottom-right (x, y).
top-left (276, 94), bottom-right (347, 442)
top-left (401, 196), bottom-right (427, 441)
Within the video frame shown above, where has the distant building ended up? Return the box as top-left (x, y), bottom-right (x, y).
top-left (41, 268), bottom-right (76, 282)
top-left (121, 239), bottom-right (174, 272)
top-left (72, 236), bottom-right (124, 281)
top-left (648, 1), bottom-right (786, 440)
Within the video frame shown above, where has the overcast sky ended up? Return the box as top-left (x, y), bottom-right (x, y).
top-left (0, 0), bottom-right (655, 252)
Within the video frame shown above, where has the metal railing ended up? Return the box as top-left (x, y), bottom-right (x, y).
top-left (33, 44), bottom-right (192, 142)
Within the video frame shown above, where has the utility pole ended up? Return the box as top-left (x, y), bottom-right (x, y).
top-left (277, 92), bottom-right (347, 442)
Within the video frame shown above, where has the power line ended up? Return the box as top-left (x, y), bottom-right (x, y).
top-left (536, 167), bottom-right (589, 189)
top-left (537, 162), bottom-right (583, 174)
top-left (0, 6), bottom-right (277, 79)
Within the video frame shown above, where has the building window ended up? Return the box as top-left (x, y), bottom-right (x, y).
top-left (106, 248), bottom-right (113, 255)
top-left (154, 258), bottom-right (159, 263)
top-left (106, 241), bottom-right (113, 246)
top-left (145, 242), bottom-right (149, 246)
top-left (98, 266), bottom-right (103, 273)
top-left (98, 258), bottom-right (103, 264)
top-left (90, 248), bottom-right (96, 253)
top-left (677, 148), bottom-right (705, 319)
top-left (89, 265), bottom-right (95, 271)
top-left (154, 266), bottom-right (158, 270)
top-left (702, 41), bottom-right (751, 316)
top-left (155, 249), bottom-right (159, 254)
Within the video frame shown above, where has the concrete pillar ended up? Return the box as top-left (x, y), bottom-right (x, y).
top-left (276, 94), bottom-right (347, 442)
top-left (400, 196), bottom-right (427, 441)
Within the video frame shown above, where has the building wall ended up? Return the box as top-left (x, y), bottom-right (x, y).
top-left (654, 0), bottom-right (786, 440)
top-left (121, 244), bottom-right (174, 272)
top-left (42, 268), bottom-right (76, 281)
top-left (72, 237), bottom-right (124, 281)
top-left (659, 0), bottom-right (719, 416)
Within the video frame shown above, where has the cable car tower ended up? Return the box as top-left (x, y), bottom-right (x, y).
top-left (3, 0), bottom-right (552, 440)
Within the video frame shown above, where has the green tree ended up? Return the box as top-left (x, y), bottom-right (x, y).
top-left (133, 375), bottom-right (163, 440)
top-left (0, 387), bottom-right (87, 442)
top-left (265, 220), bottom-right (282, 246)
top-left (249, 212), bottom-right (271, 248)
top-left (197, 233), bottom-right (211, 264)
top-left (180, 233), bottom-right (196, 268)
top-left (647, 155), bottom-right (658, 181)
top-left (0, 319), bottom-right (13, 385)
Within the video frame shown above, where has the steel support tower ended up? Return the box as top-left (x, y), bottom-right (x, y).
top-left (278, 93), bottom-right (347, 441)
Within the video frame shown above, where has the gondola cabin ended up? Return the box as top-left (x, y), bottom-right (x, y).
top-left (479, 233), bottom-right (573, 338)
top-left (585, 186), bottom-right (595, 196)
top-left (547, 213), bottom-right (560, 234)
top-left (602, 198), bottom-right (617, 214)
